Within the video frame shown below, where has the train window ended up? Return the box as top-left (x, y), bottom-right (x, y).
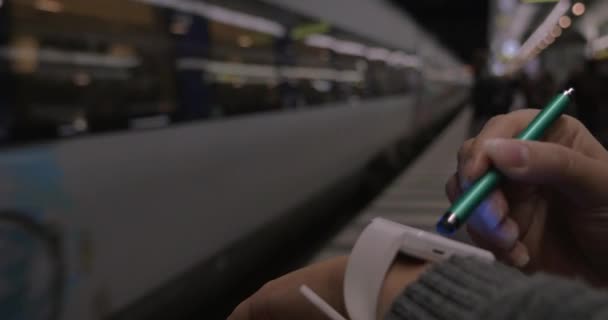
top-left (2, 0), bottom-right (176, 141)
top-left (0, 0), bottom-right (426, 146)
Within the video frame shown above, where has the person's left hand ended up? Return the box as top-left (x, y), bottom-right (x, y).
top-left (228, 256), bottom-right (427, 320)
top-left (228, 256), bottom-right (348, 320)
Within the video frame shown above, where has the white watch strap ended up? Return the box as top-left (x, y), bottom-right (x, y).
top-left (302, 218), bottom-right (494, 320)
top-left (343, 218), bottom-right (409, 320)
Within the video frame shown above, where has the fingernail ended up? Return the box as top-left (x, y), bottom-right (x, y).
top-left (468, 200), bottom-right (502, 231)
top-left (484, 139), bottom-right (529, 168)
top-left (481, 200), bottom-right (503, 230)
top-left (510, 243), bottom-right (530, 268)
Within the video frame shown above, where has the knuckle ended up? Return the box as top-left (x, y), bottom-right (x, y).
top-left (458, 139), bottom-right (474, 161)
top-left (484, 115), bottom-right (505, 128)
top-left (563, 148), bottom-right (577, 176)
top-left (512, 108), bottom-right (540, 118)
top-left (562, 114), bottom-right (580, 125)
top-left (563, 115), bottom-right (586, 139)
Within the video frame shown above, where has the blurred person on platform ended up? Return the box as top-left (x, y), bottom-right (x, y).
top-left (521, 69), bottom-right (557, 111)
top-left (470, 50), bottom-right (516, 137)
top-left (566, 57), bottom-right (608, 147)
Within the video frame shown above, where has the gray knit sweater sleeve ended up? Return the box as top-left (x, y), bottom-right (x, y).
top-left (385, 256), bottom-right (608, 320)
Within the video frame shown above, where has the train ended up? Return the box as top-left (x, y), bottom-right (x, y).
top-left (0, 0), bottom-right (470, 319)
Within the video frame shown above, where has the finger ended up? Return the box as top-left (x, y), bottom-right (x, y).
top-left (506, 241), bottom-right (531, 268)
top-left (467, 226), bottom-right (508, 262)
top-left (467, 225), bottom-right (495, 251)
top-left (228, 257), bottom-right (348, 320)
top-left (468, 227), bottom-right (530, 269)
top-left (465, 190), bottom-right (518, 252)
top-left (230, 284), bottom-right (326, 320)
top-left (264, 285), bottom-right (328, 320)
top-left (466, 109), bottom-right (607, 180)
top-left (464, 114), bottom-right (532, 182)
top-left (466, 190), bottom-right (509, 232)
top-left (470, 216), bottom-right (519, 251)
top-left (229, 298), bottom-right (253, 320)
top-left (483, 139), bottom-right (608, 204)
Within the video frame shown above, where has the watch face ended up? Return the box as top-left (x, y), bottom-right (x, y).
top-left (0, 213), bottom-right (62, 320)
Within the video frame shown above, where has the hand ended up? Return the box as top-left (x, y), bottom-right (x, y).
top-left (228, 256), bottom-right (427, 320)
top-left (448, 110), bottom-right (608, 285)
top-left (228, 256), bottom-right (347, 320)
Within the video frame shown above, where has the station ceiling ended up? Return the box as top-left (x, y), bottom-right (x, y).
top-left (392, 0), bottom-right (490, 63)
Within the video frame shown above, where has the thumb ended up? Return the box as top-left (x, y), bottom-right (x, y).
top-left (483, 138), bottom-right (608, 204)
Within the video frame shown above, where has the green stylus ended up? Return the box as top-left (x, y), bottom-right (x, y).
top-left (436, 88), bottom-right (574, 235)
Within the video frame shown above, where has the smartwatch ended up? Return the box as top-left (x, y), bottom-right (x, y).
top-left (301, 218), bottom-right (494, 320)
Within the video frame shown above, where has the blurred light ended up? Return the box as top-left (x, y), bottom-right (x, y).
top-left (572, 2), bottom-right (585, 16)
top-left (551, 26), bottom-right (563, 37)
top-left (0, 0), bottom-right (4, 8)
top-left (170, 23), bottom-right (187, 35)
top-left (237, 35), bottom-right (254, 48)
top-left (170, 17), bottom-right (191, 35)
top-left (73, 117), bottom-right (88, 132)
top-left (333, 40), bottom-right (365, 56)
top-left (305, 35), bottom-right (365, 57)
top-left (559, 16), bottom-right (571, 28)
top-left (205, 5), bottom-right (284, 37)
top-left (306, 34), bottom-right (419, 68)
top-left (176, 58), bottom-right (365, 83)
top-left (491, 61), bottom-right (506, 76)
top-left (511, 0), bottom-right (570, 73)
top-left (73, 72), bottom-right (92, 87)
top-left (3, 37), bottom-right (39, 74)
top-left (501, 39), bottom-right (520, 58)
top-left (0, 46), bottom-right (141, 69)
top-left (387, 51), bottom-right (421, 68)
top-left (59, 115), bottom-right (88, 136)
top-left (34, 0), bottom-right (63, 13)
top-left (366, 47), bottom-right (390, 61)
top-left (134, 0), bottom-right (286, 37)
top-left (312, 80), bottom-right (332, 92)
top-left (109, 44), bottom-right (136, 57)
top-left (180, 59), bottom-right (276, 79)
top-left (282, 66), bottom-right (362, 82)
top-left (590, 35), bottom-right (608, 56)
top-left (290, 22), bottom-right (331, 41)
top-left (524, 57), bottom-right (541, 77)
top-left (305, 34), bottom-right (334, 49)
top-left (42, 49), bottom-right (140, 68)
top-left (498, 0), bottom-right (516, 11)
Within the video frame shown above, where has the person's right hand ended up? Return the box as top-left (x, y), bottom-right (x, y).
top-left (448, 109), bottom-right (608, 285)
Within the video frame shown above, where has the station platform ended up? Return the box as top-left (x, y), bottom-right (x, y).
top-left (312, 108), bottom-right (473, 262)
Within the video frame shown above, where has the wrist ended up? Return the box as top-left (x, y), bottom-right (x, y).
top-left (376, 256), bottom-right (429, 319)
